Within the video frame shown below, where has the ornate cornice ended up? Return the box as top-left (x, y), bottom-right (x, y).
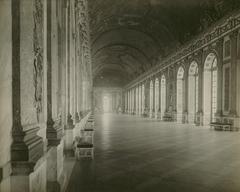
top-left (125, 11), bottom-right (240, 90)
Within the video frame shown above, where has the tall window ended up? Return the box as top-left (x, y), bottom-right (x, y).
top-left (177, 66), bottom-right (184, 123)
top-left (188, 61), bottom-right (199, 124)
top-left (203, 53), bottom-right (218, 124)
top-left (155, 78), bottom-right (159, 118)
top-left (160, 75), bottom-right (166, 120)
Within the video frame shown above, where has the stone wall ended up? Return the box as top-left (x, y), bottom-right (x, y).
top-left (0, 0), bottom-right (12, 188)
top-left (0, 0), bottom-right (93, 191)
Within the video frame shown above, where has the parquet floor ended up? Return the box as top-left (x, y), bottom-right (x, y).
top-left (67, 113), bottom-right (240, 192)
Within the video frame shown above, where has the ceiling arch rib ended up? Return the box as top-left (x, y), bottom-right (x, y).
top-left (92, 28), bottom-right (161, 60)
top-left (89, 0), bottom-right (240, 87)
top-left (93, 63), bottom-right (133, 77)
top-left (93, 43), bottom-right (153, 81)
top-left (93, 43), bottom-right (151, 64)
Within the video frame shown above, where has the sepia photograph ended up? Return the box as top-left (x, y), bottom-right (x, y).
top-left (0, 0), bottom-right (240, 191)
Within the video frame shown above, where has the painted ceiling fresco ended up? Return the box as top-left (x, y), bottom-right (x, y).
top-left (89, 0), bottom-right (240, 87)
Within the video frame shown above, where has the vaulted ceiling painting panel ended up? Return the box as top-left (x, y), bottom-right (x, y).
top-left (89, 0), bottom-right (240, 87)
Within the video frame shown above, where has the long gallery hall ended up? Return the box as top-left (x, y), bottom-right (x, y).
top-left (1, 0), bottom-right (240, 192)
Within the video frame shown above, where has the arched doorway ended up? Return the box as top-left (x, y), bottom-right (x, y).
top-left (160, 75), bottom-right (166, 120)
top-left (177, 66), bottom-right (185, 123)
top-left (142, 84), bottom-right (145, 115)
top-left (188, 61), bottom-right (199, 124)
top-left (149, 80), bottom-right (154, 118)
top-left (203, 53), bottom-right (218, 125)
top-left (155, 78), bottom-right (159, 118)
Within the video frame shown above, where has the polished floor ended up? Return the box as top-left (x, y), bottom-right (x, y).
top-left (67, 114), bottom-right (240, 192)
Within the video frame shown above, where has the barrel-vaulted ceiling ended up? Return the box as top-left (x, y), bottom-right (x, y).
top-left (89, 0), bottom-right (240, 87)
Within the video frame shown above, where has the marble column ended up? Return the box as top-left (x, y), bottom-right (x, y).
top-left (11, 0), bottom-right (44, 174)
top-left (136, 87), bottom-right (138, 115)
top-left (229, 31), bottom-right (238, 116)
top-left (152, 78), bottom-right (155, 118)
top-left (142, 84), bottom-right (145, 115)
top-left (166, 68), bottom-right (170, 115)
top-left (171, 68), bottom-right (177, 121)
top-left (64, 0), bottom-right (74, 157)
top-left (60, 0), bottom-right (67, 127)
top-left (197, 61), bottom-right (204, 126)
top-left (125, 92), bottom-right (127, 113)
top-left (183, 64), bottom-right (189, 123)
top-left (138, 85), bottom-right (142, 115)
top-left (0, 0), bottom-right (12, 189)
top-left (216, 39), bottom-right (224, 118)
top-left (69, 0), bottom-right (75, 123)
top-left (46, 0), bottom-right (62, 147)
top-left (237, 31), bottom-right (240, 129)
top-left (145, 80), bottom-right (150, 116)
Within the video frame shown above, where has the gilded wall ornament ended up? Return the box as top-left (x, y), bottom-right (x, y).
top-left (33, 0), bottom-right (43, 122)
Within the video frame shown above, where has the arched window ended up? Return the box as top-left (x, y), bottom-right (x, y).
top-left (149, 80), bottom-right (154, 118)
top-left (142, 84), bottom-right (145, 115)
top-left (177, 66), bottom-right (185, 123)
top-left (160, 75), bottom-right (166, 120)
top-left (188, 61), bottom-right (199, 124)
top-left (203, 53), bottom-right (218, 124)
top-left (155, 78), bottom-right (159, 118)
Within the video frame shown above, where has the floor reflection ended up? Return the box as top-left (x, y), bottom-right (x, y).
top-left (67, 114), bottom-right (240, 192)
top-left (3, 114), bottom-right (240, 192)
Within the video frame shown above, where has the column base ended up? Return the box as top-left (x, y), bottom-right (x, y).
top-left (47, 119), bottom-right (63, 147)
top-left (66, 114), bottom-right (74, 129)
top-left (10, 153), bottom-right (47, 192)
top-left (11, 125), bottom-right (44, 175)
top-left (75, 112), bottom-right (80, 123)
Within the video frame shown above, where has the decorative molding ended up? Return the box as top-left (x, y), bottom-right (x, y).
top-left (12, 125), bottom-right (43, 161)
top-left (47, 118), bottom-right (63, 146)
top-left (125, 11), bottom-right (240, 90)
top-left (33, 0), bottom-right (44, 122)
top-left (11, 125), bottom-right (44, 175)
